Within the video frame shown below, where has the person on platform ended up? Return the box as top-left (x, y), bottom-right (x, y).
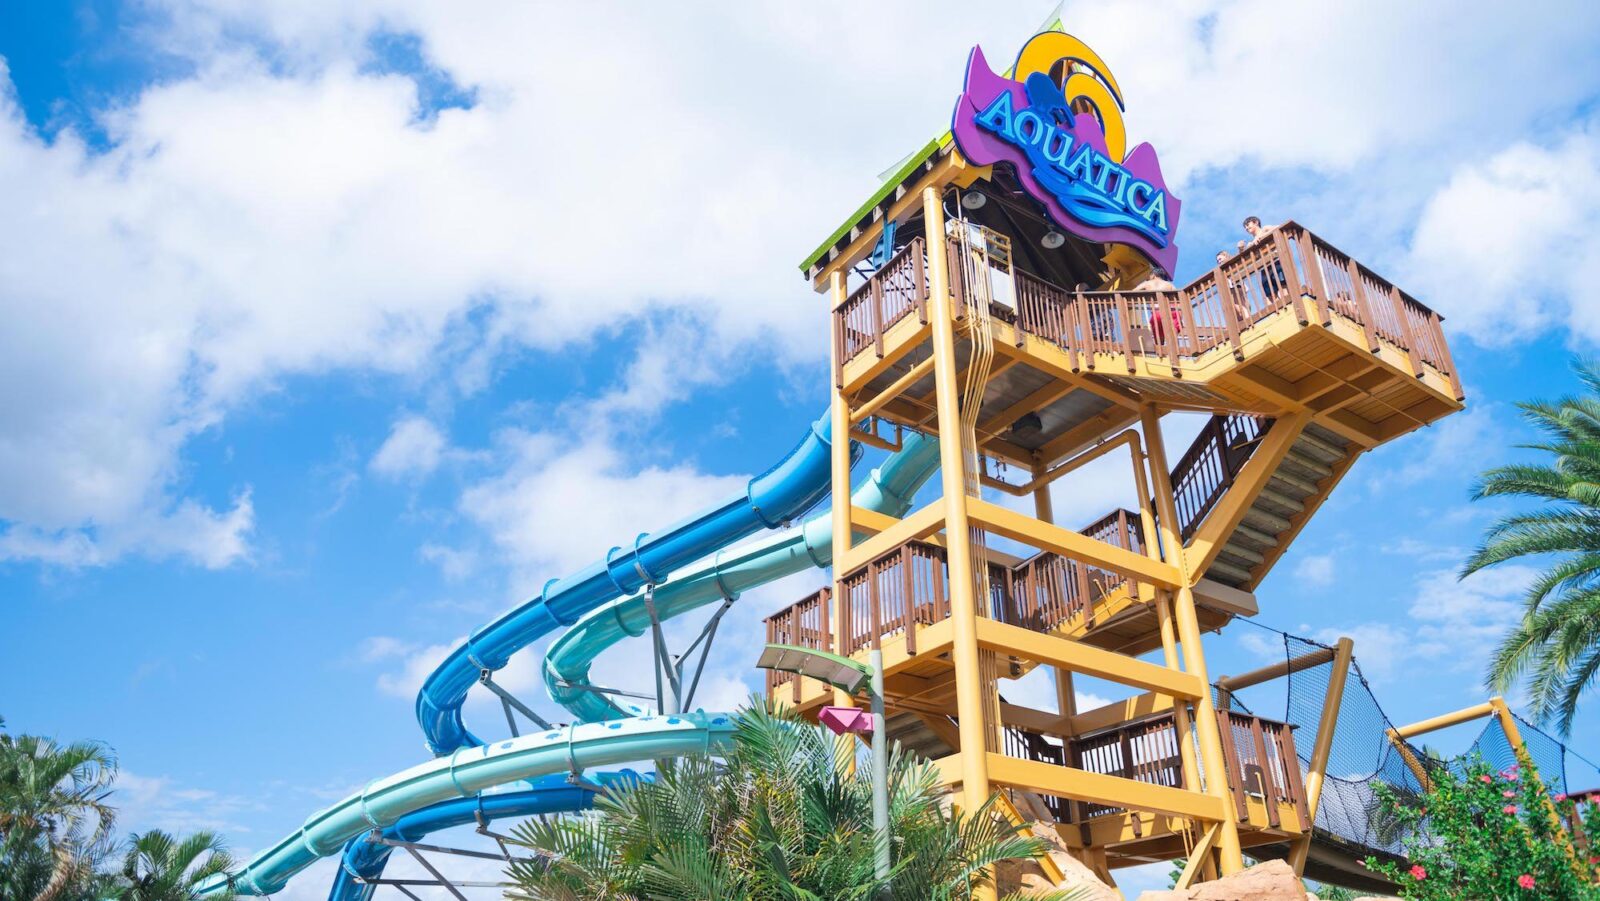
top-left (1241, 215), bottom-right (1289, 301)
top-left (1139, 267), bottom-right (1182, 348)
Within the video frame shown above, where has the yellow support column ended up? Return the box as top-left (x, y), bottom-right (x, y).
top-left (828, 270), bottom-right (855, 710)
top-left (1034, 464), bottom-right (1080, 726)
top-left (922, 185), bottom-right (996, 900)
top-left (1289, 636), bottom-right (1354, 873)
top-left (1141, 404), bottom-right (1245, 875)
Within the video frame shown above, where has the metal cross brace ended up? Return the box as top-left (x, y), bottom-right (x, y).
top-left (478, 667), bottom-right (553, 734)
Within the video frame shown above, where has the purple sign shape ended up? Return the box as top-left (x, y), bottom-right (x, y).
top-left (950, 45), bottom-right (1182, 274)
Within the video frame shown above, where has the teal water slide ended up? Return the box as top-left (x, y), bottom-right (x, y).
top-left (196, 421), bottom-right (940, 898)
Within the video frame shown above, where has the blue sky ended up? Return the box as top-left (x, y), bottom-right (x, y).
top-left (3, 0), bottom-right (1600, 896)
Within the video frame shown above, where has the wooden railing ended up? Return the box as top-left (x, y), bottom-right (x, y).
top-left (1168, 414), bottom-right (1272, 540)
top-left (1217, 710), bottom-right (1310, 830)
top-left (766, 510), bottom-right (1147, 666)
top-left (833, 237), bottom-right (927, 385)
top-left (1002, 710), bottom-right (1309, 830)
top-left (764, 588), bottom-right (830, 703)
top-left (830, 223), bottom-right (1461, 398)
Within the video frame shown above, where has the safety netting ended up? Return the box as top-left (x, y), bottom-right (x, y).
top-left (1218, 621), bottom-right (1600, 861)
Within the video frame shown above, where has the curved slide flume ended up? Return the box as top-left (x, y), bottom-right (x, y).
top-left (196, 714), bottom-right (737, 896)
top-left (318, 432), bottom-right (941, 900)
top-left (545, 431), bottom-right (941, 723)
top-left (418, 414), bottom-right (857, 755)
top-left (328, 771), bottom-right (640, 901)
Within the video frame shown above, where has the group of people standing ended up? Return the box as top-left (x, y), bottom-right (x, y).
top-left (1136, 215), bottom-right (1277, 341)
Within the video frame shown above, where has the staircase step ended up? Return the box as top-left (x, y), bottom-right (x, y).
top-left (1231, 522), bottom-right (1280, 548)
top-left (1281, 449), bottom-right (1334, 480)
top-left (1218, 542), bottom-right (1266, 566)
top-left (1242, 506), bottom-right (1293, 534)
top-left (1207, 558), bottom-right (1254, 586)
top-left (1269, 467), bottom-right (1322, 496)
top-left (1256, 487), bottom-right (1306, 514)
top-left (1293, 428), bottom-right (1347, 462)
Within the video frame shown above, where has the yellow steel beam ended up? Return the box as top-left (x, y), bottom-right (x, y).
top-left (848, 506), bottom-right (901, 536)
top-left (1142, 405), bottom-right (1245, 874)
top-left (998, 701), bottom-right (1070, 737)
top-left (1216, 646), bottom-right (1336, 694)
top-left (849, 355), bottom-right (937, 425)
top-left (982, 753), bottom-right (1228, 822)
top-left (1392, 700), bottom-right (1496, 739)
top-left (1036, 407), bottom-right (1142, 467)
top-left (1069, 692), bottom-right (1177, 736)
top-left (991, 338), bottom-right (1143, 411)
top-left (811, 151), bottom-right (971, 293)
top-left (978, 379), bottom-right (1076, 437)
top-left (1288, 636), bottom-right (1353, 875)
top-left (967, 497), bottom-right (1183, 588)
top-left (921, 185), bottom-right (996, 901)
top-left (974, 618), bottom-right (1204, 699)
top-left (1174, 823), bottom-right (1220, 890)
top-left (829, 271), bottom-right (856, 709)
top-left (834, 502), bottom-right (944, 574)
top-left (1184, 409), bottom-right (1312, 580)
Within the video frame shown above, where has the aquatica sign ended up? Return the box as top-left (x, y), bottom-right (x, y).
top-left (950, 33), bottom-right (1182, 274)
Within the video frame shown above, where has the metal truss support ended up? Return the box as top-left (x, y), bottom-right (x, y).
top-left (478, 668), bottom-right (552, 735)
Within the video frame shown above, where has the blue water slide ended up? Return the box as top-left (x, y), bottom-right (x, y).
top-left (196, 713), bottom-right (737, 896)
top-left (317, 432), bottom-right (941, 899)
top-left (544, 431), bottom-right (940, 723)
top-left (417, 414), bottom-right (857, 754)
top-left (327, 771), bottom-right (640, 901)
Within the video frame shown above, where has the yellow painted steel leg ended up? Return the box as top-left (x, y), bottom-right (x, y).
top-left (1493, 698), bottom-right (1588, 879)
top-left (828, 271), bottom-right (855, 714)
top-left (1289, 636), bottom-right (1353, 873)
top-left (923, 185), bottom-right (996, 900)
top-left (1141, 404), bottom-right (1245, 875)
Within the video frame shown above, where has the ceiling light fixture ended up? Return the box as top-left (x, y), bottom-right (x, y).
top-left (1040, 231), bottom-right (1066, 249)
top-left (960, 192), bottom-right (987, 210)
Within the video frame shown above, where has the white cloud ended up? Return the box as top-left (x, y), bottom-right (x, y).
top-left (115, 771), bottom-right (259, 837)
top-left (357, 635), bottom-right (415, 662)
top-left (460, 432), bottom-right (748, 579)
top-left (371, 415), bottom-right (448, 480)
top-left (1406, 121), bottom-right (1600, 345)
top-left (1293, 553), bottom-right (1335, 588)
top-left (419, 542), bottom-right (478, 580)
top-left (2, 0), bottom-right (1595, 571)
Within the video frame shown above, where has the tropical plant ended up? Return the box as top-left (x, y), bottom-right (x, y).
top-left (1464, 360), bottom-right (1600, 734)
top-left (1364, 756), bottom-right (1597, 900)
top-left (503, 701), bottom-right (1085, 900)
top-left (115, 830), bottom-right (236, 901)
top-left (0, 721), bottom-right (120, 901)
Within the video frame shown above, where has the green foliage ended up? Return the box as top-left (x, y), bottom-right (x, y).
top-left (1465, 359), bottom-right (1600, 735)
top-left (504, 701), bottom-right (1085, 901)
top-left (1364, 757), bottom-right (1597, 900)
top-left (0, 715), bottom-right (234, 901)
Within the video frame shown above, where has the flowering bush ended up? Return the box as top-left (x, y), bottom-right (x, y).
top-left (1364, 757), bottom-right (1598, 899)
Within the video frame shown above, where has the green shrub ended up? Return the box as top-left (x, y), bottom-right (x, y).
top-left (1365, 757), bottom-right (1597, 899)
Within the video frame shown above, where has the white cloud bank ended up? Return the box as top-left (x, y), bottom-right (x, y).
top-left (1, 0), bottom-right (1596, 570)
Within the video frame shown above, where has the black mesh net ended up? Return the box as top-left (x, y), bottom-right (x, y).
top-left (1217, 621), bottom-right (1599, 861)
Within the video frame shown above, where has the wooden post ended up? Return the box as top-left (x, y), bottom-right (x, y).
top-left (1289, 637), bottom-right (1353, 873)
top-left (1144, 405), bottom-right (1246, 873)
top-left (1344, 258), bottom-right (1381, 353)
top-left (1292, 227), bottom-right (1334, 326)
top-left (1273, 230), bottom-right (1309, 326)
top-left (922, 185), bottom-right (997, 900)
top-left (1389, 285), bottom-right (1425, 378)
top-left (1213, 265), bottom-right (1245, 360)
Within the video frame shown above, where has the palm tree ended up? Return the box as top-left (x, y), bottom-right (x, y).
top-left (504, 702), bottom-right (1083, 900)
top-left (1463, 359), bottom-right (1600, 735)
top-left (0, 725), bottom-right (119, 901)
top-left (115, 830), bottom-right (236, 901)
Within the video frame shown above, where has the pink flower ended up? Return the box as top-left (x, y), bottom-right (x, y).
top-left (1518, 874), bottom-right (1536, 890)
top-left (1557, 793), bottom-right (1568, 802)
top-left (1480, 774), bottom-right (1494, 784)
top-left (1504, 804), bottom-right (1518, 815)
top-left (1410, 864), bottom-right (1427, 881)
top-left (1504, 790), bottom-right (1516, 798)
